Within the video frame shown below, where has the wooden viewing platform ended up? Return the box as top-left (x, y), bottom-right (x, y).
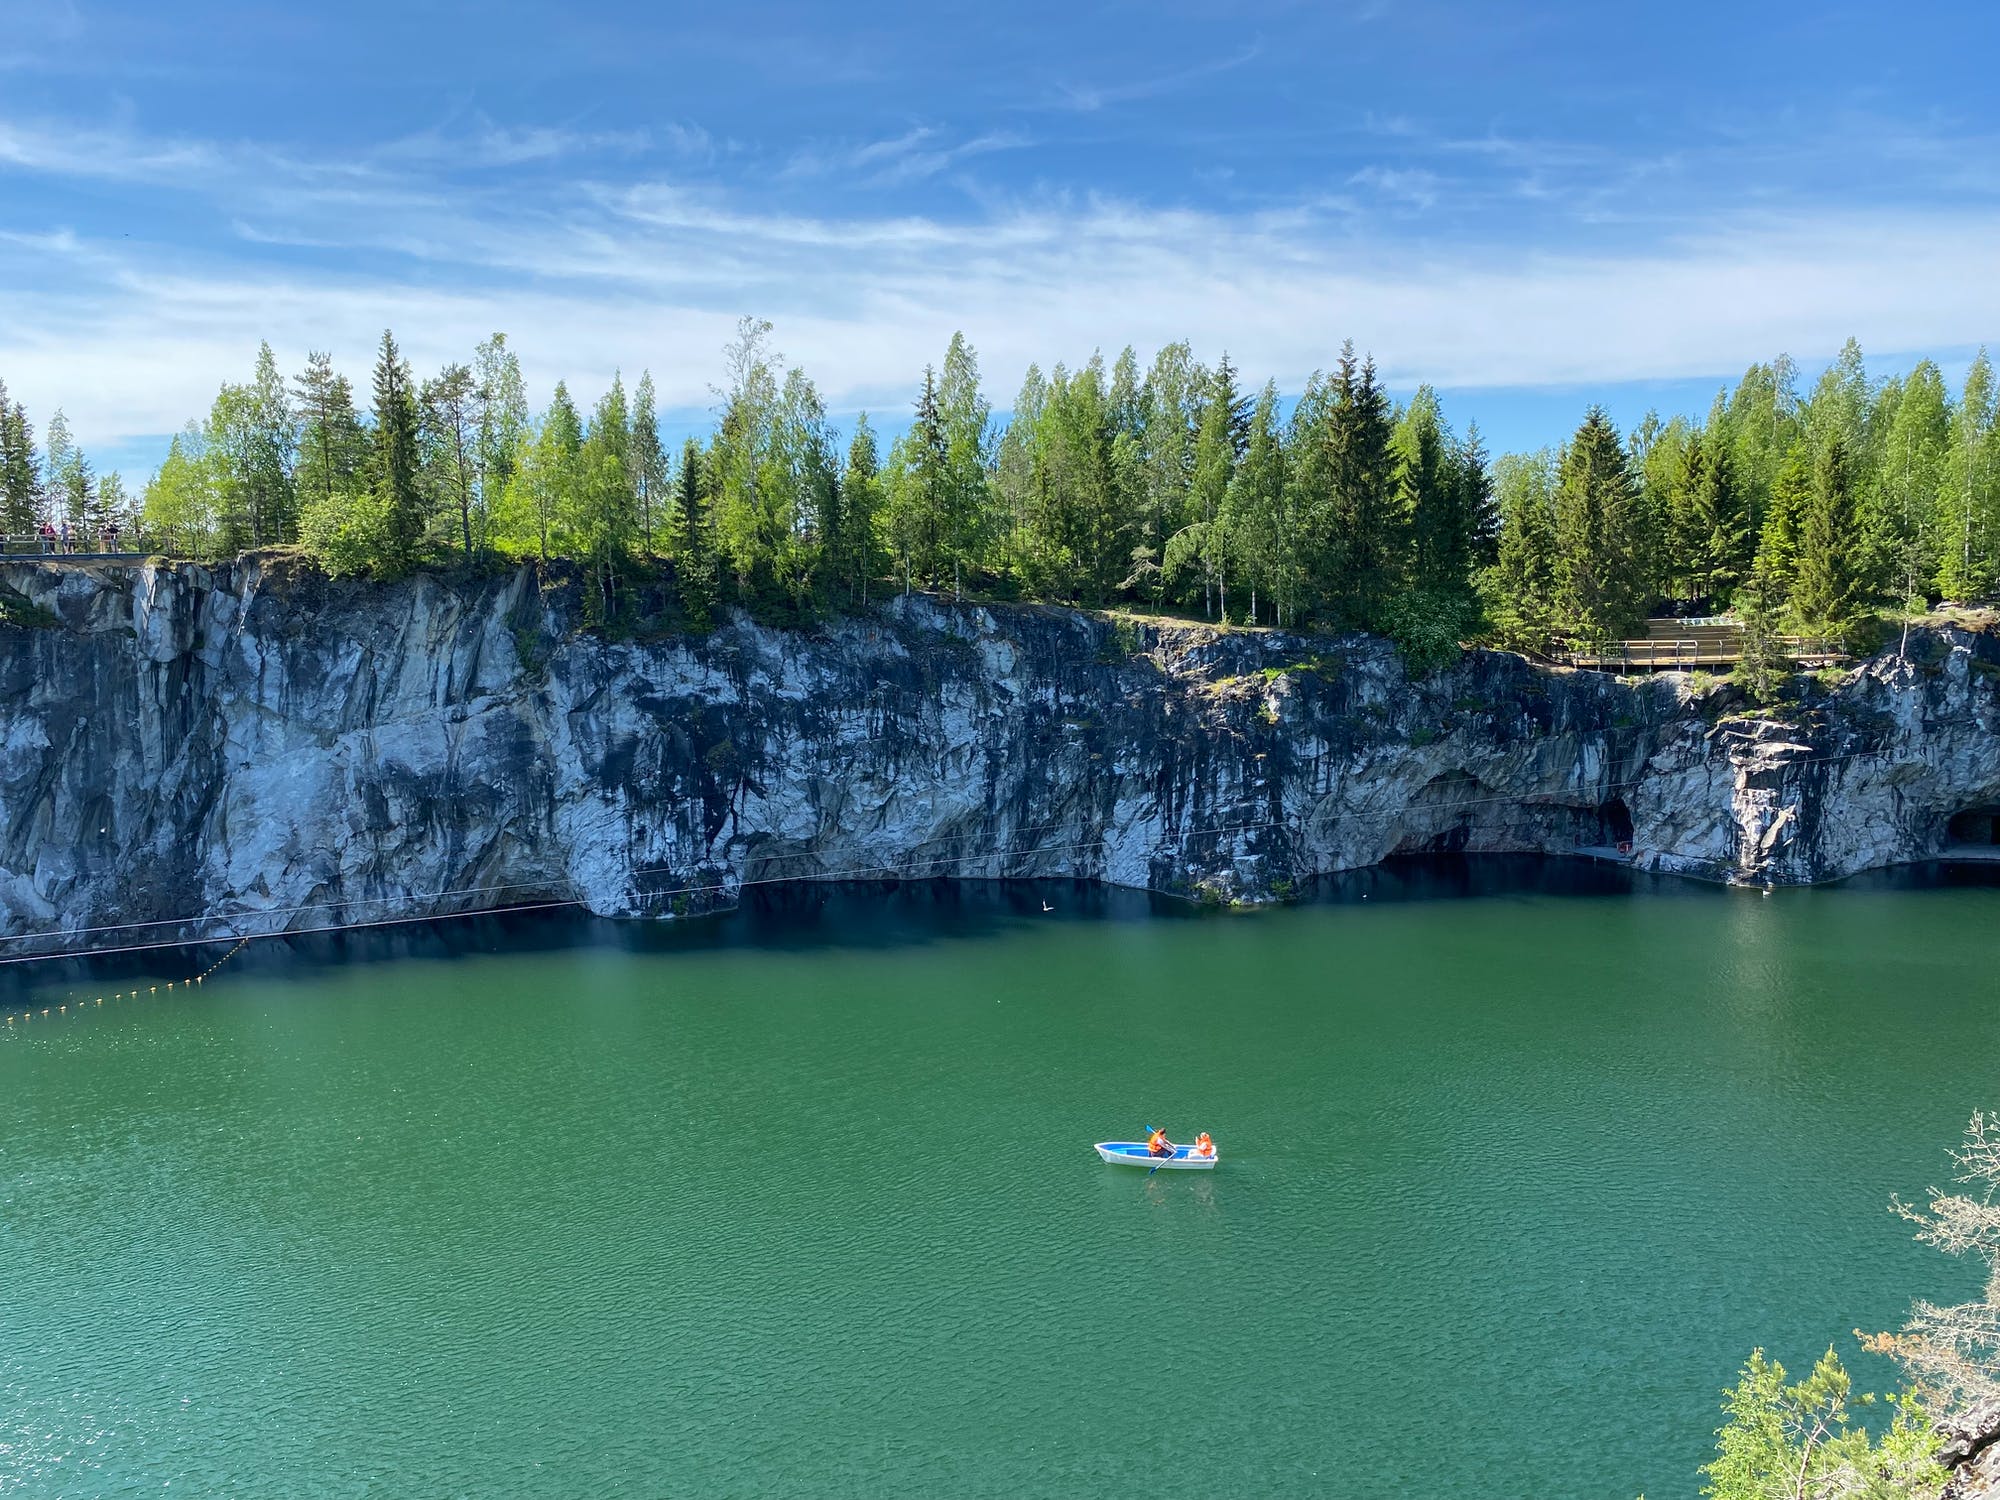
top-left (1558, 620), bottom-right (1846, 673)
top-left (1, 536), bottom-right (156, 563)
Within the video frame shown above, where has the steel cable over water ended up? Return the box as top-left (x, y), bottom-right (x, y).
top-left (0, 723), bottom-right (1987, 968)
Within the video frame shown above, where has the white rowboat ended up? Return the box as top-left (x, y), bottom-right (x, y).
top-left (1095, 1141), bottom-right (1218, 1170)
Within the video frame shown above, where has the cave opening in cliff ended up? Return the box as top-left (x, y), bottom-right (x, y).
top-left (1947, 808), bottom-right (2000, 846)
top-left (1601, 798), bottom-right (1635, 846)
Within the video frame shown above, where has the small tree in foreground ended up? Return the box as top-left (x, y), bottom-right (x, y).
top-left (1733, 577), bottom-right (1788, 704)
top-left (1881, 1110), bottom-right (2000, 1409)
top-left (1701, 1347), bottom-right (1939, 1499)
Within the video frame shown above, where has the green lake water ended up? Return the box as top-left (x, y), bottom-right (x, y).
top-left (4, 860), bottom-right (1998, 1498)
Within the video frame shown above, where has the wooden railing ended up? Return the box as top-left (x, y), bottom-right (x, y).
top-left (0, 533), bottom-right (153, 559)
top-left (1558, 635), bottom-right (1844, 670)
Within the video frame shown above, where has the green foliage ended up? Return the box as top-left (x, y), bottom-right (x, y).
top-left (0, 582), bottom-right (58, 628)
top-left (203, 342), bottom-right (297, 549)
top-left (1483, 448), bottom-right (1558, 650)
top-left (1793, 438), bottom-right (1867, 632)
top-left (15, 325), bottom-right (1998, 667)
top-left (1095, 616), bottom-right (1142, 663)
top-left (368, 330), bottom-right (424, 572)
top-left (1381, 586), bottom-right (1480, 677)
top-left (673, 438), bottom-right (716, 627)
top-left (141, 426), bottom-right (222, 558)
top-left (1731, 578), bottom-right (1788, 703)
top-left (1702, 1347), bottom-right (1941, 1500)
top-left (296, 481), bottom-right (392, 577)
top-left (1552, 406), bottom-right (1648, 643)
top-left (631, 370), bottom-right (668, 556)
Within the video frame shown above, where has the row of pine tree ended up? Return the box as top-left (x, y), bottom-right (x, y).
top-left (4, 329), bottom-right (1997, 650)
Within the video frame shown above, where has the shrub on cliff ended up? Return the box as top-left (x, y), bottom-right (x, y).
top-left (1701, 1347), bottom-right (1940, 1499)
top-left (1380, 586), bottom-right (1481, 677)
top-left (297, 485), bottom-right (395, 578)
top-left (1700, 1111), bottom-right (2000, 1499)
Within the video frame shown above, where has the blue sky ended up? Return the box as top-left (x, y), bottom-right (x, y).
top-left (3, 0), bottom-right (1999, 479)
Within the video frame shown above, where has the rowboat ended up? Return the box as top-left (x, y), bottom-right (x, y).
top-left (1095, 1141), bottom-right (1218, 1170)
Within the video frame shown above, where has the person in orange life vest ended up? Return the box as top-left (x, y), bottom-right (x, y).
top-left (1147, 1127), bottom-right (1175, 1158)
top-left (1193, 1132), bottom-right (1214, 1158)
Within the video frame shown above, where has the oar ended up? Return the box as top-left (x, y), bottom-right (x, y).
top-left (1147, 1130), bottom-right (1176, 1175)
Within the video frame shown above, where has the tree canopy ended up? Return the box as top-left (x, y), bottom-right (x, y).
top-left (2, 330), bottom-right (1991, 654)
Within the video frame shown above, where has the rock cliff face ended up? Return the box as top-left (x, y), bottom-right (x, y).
top-left (4, 557), bottom-right (2000, 952)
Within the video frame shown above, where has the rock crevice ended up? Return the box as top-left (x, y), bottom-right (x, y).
top-left (5, 558), bottom-right (2000, 951)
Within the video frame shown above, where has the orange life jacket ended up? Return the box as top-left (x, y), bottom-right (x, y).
top-left (1148, 1129), bottom-right (1167, 1150)
top-left (1195, 1134), bottom-right (1214, 1157)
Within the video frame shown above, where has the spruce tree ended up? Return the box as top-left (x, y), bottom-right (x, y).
top-left (840, 416), bottom-right (884, 606)
top-left (886, 366), bottom-right (950, 593)
top-left (1222, 381), bottom-right (1291, 626)
top-left (64, 450), bottom-right (95, 533)
top-left (1487, 449), bottom-right (1558, 650)
top-left (368, 330), bottom-right (424, 570)
top-left (293, 351), bottom-right (365, 515)
top-left (1677, 432), bottom-right (1750, 608)
top-left (1751, 440), bottom-right (1812, 612)
top-left (1316, 344), bottom-right (1402, 629)
top-left (1456, 422), bottom-right (1498, 568)
top-left (1792, 437), bottom-right (1866, 633)
top-left (1398, 386), bottom-right (1462, 598)
top-left (1720, 355), bottom-right (1802, 535)
top-left (1552, 407), bottom-right (1647, 643)
top-left (1732, 575), bottom-right (1786, 703)
top-left (674, 437), bottom-right (714, 625)
top-left (0, 391), bottom-right (38, 533)
top-left (936, 333), bottom-right (992, 599)
top-left (632, 371), bottom-right (667, 555)
top-left (1181, 361), bottom-right (1238, 618)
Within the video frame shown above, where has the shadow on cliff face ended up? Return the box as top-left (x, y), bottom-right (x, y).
top-left (1299, 852), bottom-right (1692, 905)
top-left (2, 855), bottom-right (1736, 1004)
top-left (17, 856), bottom-right (1999, 1004)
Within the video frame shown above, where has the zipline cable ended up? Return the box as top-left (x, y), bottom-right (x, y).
top-left (1, 714), bottom-right (1990, 967)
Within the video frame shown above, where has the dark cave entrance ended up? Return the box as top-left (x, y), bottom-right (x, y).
top-left (1602, 797), bottom-right (1635, 846)
top-left (1947, 808), bottom-right (2000, 846)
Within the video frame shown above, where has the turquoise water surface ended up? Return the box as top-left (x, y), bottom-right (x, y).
top-left (3, 861), bottom-right (1995, 1497)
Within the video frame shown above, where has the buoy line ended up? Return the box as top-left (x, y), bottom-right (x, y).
top-left (1, 720), bottom-right (1991, 975)
top-left (5, 935), bottom-right (251, 1029)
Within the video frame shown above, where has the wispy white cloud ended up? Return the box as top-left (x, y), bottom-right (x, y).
top-left (379, 118), bottom-right (655, 170)
top-left (1349, 165), bottom-right (1443, 210)
top-left (783, 126), bottom-right (1031, 186)
top-left (4, 111), bottom-right (2000, 463)
top-left (1039, 42), bottom-right (1263, 113)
